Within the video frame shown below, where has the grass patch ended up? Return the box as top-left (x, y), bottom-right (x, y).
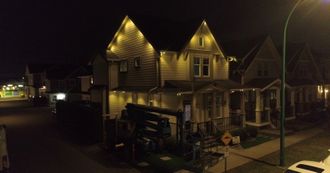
top-left (240, 135), bottom-right (273, 149)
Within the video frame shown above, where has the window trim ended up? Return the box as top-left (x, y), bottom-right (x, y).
top-left (193, 56), bottom-right (210, 78)
top-left (119, 60), bottom-right (128, 73)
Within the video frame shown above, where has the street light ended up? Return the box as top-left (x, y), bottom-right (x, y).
top-left (281, 0), bottom-right (303, 166)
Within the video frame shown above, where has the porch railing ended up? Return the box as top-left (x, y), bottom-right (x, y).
top-left (196, 114), bottom-right (244, 136)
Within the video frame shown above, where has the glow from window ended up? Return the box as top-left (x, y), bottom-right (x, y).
top-left (56, 93), bottom-right (66, 100)
top-left (18, 85), bottom-right (24, 88)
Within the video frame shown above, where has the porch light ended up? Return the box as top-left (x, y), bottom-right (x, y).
top-left (176, 92), bottom-right (182, 96)
top-left (56, 93), bottom-right (66, 100)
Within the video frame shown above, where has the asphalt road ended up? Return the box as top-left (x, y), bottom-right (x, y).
top-left (0, 100), bottom-right (139, 173)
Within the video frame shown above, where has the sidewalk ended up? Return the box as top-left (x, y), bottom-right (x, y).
top-left (208, 127), bottom-right (323, 173)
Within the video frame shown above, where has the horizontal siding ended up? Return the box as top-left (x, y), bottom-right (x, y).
top-left (111, 19), bottom-right (157, 87)
top-left (213, 56), bottom-right (229, 80)
top-left (160, 53), bottom-right (189, 85)
top-left (244, 39), bottom-right (281, 83)
top-left (109, 92), bottom-right (148, 117)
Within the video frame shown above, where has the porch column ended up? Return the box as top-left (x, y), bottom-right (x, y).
top-left (299, 88), bottom-right (304, 113)
top-left (240, 91), bottom-right (246, 127)
top-left (255, 89), bottom-right (261, 124)
top-left (224, 91), bottom-right (230, 118)
top-left (192, 93), bottom-right (197, 123)
top-left (290, 89), bottom-right (295, 117)
top-left (212, 92), bottom-right (216, 119)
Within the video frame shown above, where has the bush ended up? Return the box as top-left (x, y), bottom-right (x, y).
top-left (230, 128), bottom-right (248, 141)
top-left (245, 126), bottom-right (258, 138)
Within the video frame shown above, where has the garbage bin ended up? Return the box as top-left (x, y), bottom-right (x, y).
top-left (0, 125), bottom-right (9, 172)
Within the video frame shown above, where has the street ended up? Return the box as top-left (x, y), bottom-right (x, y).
top-left (0, 100), bottom-right (139, 173)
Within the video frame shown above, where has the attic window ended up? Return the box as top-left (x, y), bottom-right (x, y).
top-left (119, 60), bottom-right (128, 72)
top-left (134, 57), bottom-right (141, 68)
top-left (199, 36), bottom-right (205, 47)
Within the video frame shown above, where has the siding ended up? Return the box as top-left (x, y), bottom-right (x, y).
top-left (110, 18), bottom-right (158, 87)
top-left (244, 38), bottom-right (281, 83)
top-left (184, 22), bottom-right (227, 80)
top-left (160, 52), bottom-right (189, 85)
top-left (109, 63), bottom-right (118, 90)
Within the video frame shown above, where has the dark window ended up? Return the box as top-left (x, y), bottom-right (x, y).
top-left (194, 57), bottom-right (201, 77)
top-left (119, 60), bottom-right (128, 72)
top-left (202, 58), bottom-right (209, 77)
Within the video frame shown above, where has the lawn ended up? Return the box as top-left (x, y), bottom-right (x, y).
top-left (228, 129), bottom-right (330, 173)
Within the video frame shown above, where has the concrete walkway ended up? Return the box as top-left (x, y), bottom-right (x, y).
top-left (208, 127), bottom-right (323, 173)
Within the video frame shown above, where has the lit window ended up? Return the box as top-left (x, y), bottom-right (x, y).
top-left (194, 57), bottom-right (201, 77)
top-left (194, 57), bottom-right (210, 77)
top-left (199, 36), bottom-right (205, 47)
top-left (202, 58), bottom-right (210, 77)
top-left (119, 60), bottom-right (128, 72)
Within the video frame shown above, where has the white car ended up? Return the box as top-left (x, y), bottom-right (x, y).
top-left (285, 150), bottom-right (330, 173)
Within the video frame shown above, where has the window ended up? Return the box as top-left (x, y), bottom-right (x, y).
top-left (257, 63), bottom-right (263, 76)
top-left (119, 60), bottom-right (128, 72)
top-left (263, 63), bottom-right (268, 76)
top-left (202, 58), bottom-right (209, 77)
top-left (134, 57), bottom-right (141, 68)
top-left (194, 57), bottom-right (201, 77)
top-left (198, 36), bottom-right (205, 47)
top-left (194, 57), bottom-right (210, 77)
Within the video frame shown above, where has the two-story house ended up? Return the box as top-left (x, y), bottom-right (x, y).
top-left (315, 53), bottom-right (330, 108)
top-left (286, 43), bottom-right (323, 116)
top-left (45, 65), bottom-right (93, 107)
top-left (225, 35), bottom-right (295, 128)
top-left (95, 15), bottom-right (243, 130)
top-left (25, 64), bottom-right (52, 99)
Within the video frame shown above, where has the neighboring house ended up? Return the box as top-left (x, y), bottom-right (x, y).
top-left (95, 15), bottom-right (243, 130)
top-left (25, 64), bottom-right (52, 99)
top-left (286, 43), bottom-right (323, 116)
top-left (224, 35), bottom-right (295, 128)
top-left (45, 65), bottom-right (92, 107)
top-left (315, 53), bottom-right (330, 108)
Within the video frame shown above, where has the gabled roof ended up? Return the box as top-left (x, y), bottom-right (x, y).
top-left (222, 35), bottom-right (268, 72)
top-left (45, 64), bottom-right (81, 80)
top-left (27, 64), bottom-right (53, 74)
top-left (70, 65), bottom-right (93, 78)
top-left (285, 43), bottom-right (307, 72)
top-left (244, 78), bottom-right (280, 91)
top-left (129, 14), bottom-right (203, 52)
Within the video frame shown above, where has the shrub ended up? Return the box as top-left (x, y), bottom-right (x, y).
top-left (245, 126), bottom-right (258, 138)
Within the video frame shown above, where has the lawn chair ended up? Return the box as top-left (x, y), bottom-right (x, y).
top-left (0, 125), bottom-right (9, 172)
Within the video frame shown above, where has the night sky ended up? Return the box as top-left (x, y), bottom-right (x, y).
top-left (1, 0), bottom-right (330, 79)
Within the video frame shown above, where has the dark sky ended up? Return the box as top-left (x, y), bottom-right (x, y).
top-left (1, 0), bottom-right (330, 79)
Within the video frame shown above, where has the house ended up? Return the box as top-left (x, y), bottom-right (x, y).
top-left (224, 35), bottom-right (295, 128)
top-left (287, 43), bottom-right (322, 116)
top-left (315, 52), bottom-right (330, 108)
top-left (25, 64), bottom-right (52, 99)
top-left (94, 15), bottom-right (243, 130)
top-left (45, 64), bottom-right (93, 107)
top-left (286, 43), bottom-right (323, 116)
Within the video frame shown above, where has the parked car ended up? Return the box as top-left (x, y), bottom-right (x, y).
top-left (0, 125), bottom-right (9, 172)
top-left (285, 150), bottom-right (330, 173)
